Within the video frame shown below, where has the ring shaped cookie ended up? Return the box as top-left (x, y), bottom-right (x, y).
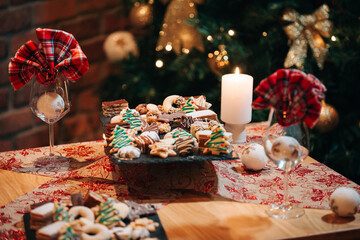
top-left (69, 206), bottom-right (95, 223)
top-left (81, 223), bottom-right (111, 240)
top-left (162, 95), bottom-right (180, 113)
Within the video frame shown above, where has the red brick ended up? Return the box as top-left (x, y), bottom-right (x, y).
top-left (10, 0), bottom-right (33, 5)
top-left (80, 36), bottom-right (107, 63)
top-left (0, 108), bottom-right (33, 136)
top-left (59, 14), bottom-right (100, 41)
top-left (0, 61), bottom-right (9, 86)
top-left (0, 87), bottom-right (8, 111)
top-left (103, 9), bottom-right (128, 33)
top-left (70, 63), bottom-right (100, 91)
top-left (11, 29), bottom-right (37, 55)
top-left (0, 39), bottom-right (8, 59)
top-left (15, 124), bottom-right (59, 149)
top-left (61, 114), bottom-right (92, 141)
top-left (0, 140), bottom-right (12, 152)
top-left (78, 0), bottom-right (120, 13)
top-left (34, 0), bottom-right (77, 25)
top-left (0, 0), bottom-right (8, 8)
top-left (14, 82), bottom-right (31, 108)
top-left (77, 88), bottom-right (100, 111)
top-left (0, 6), bottom-right (32, 34)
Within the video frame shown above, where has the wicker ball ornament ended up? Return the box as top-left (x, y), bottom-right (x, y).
top-left (129, 3), bottom-right (153, 28)
top-left (314, 100), bottom-right (339, 133)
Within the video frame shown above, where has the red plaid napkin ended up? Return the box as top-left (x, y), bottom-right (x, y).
top-left (9, 28), bottom-right (89, 90)
top-left (252, 69), bottom-right (326, 128)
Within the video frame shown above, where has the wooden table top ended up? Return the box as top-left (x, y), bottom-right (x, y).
top-left (1, 156), bottom-right (360, 240)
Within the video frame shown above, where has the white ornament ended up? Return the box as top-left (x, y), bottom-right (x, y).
top-left (241, 143), bottom-right (268, 171)
top-left (330, 187), bottom-right (360, 217)
top-left (103, 31), bottom-right (139, 62)
top-left (36, 92), bottom-right (65, 119)
top-left (271, 136), bottom-right (300, 161)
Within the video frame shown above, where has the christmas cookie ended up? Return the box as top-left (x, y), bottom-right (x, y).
top-left (181, 96), bottom-right (198, 113)
top-left (203, 125), bottom-right (230, 155)
top-left (185, 109), bottom-right (218, 121)
top-left (162, 95), bottom-right (185, 113)
top-left (135, 103), bottom-right (148, 115)
top-left (175, 136), bottom-right (198, 156)
top-left (95, 198), bottom-right (125, 228)
top-left (135, 135), bottom-right (158, 154)
top-left (149, 140), bottom-right (177, 158)
top-left (116, 146), bottom-right (141, 160)
top-left (69, 206), bottom-right (95, 223)
top-left (109, 125), bottom-right (136, 153)
top-left (81, 223), bottom-right (111, 240)
top-left (102, 99), bottom-right (128, 117)
top-left (164, 127), bottom-right (193, 139)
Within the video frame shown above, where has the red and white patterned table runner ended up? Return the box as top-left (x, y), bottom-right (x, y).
top-left (0, 122), bottom-right (359, 239)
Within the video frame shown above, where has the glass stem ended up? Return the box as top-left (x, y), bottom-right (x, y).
top-left (49, 123), bottom-right (54, 156)
top-left (283, 168), bottom-right (290, 208)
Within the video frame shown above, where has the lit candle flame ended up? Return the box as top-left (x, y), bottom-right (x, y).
top-left (235, 67), bottom-right (240, 74)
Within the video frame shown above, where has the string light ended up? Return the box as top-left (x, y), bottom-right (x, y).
top-left (262, 32), bottom-right (267, 37)
top-left (155, 59), bottom-right (164, 68)
top-left (207, 35), bottom-right (213, 42)
top-left (182, 48), bottom-right (190, 54)
top-left (165, 43), bottom-right (172, 51)
top-left (228, 29), bottom-right (235, 36)
top-left (331, 35), bottom-right (336, 41)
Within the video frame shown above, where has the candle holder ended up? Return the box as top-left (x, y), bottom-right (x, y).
top-left (221, 68), bottom-right (253, 144)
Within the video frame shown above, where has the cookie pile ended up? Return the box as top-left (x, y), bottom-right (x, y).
top-left (29, 191), bottom-right (159, 240)
top-left (103, 95), bottom-right (233, 159)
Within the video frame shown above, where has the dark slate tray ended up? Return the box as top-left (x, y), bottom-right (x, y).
top-left (24, 210), bottom-right (168, 240)
top-left (101, 113), bottom-right (239, 165)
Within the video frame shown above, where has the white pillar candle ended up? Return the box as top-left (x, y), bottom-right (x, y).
top-left (221, 68), bottom-right (253, 124)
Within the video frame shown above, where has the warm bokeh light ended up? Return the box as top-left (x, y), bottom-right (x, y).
top-left (165, 43), bottom-right (172, 51)
top-left (155, 59), bottom-right (164, 68)
top-left (207, 35), bottom-right (213, 41)
top-left (228, 29), bottom-right (235, 36)
top-left (331, 35), bottom-right (336, 41)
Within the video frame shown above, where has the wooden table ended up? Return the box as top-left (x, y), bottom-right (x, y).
top-left (1, 157), bottom-right (360, 240)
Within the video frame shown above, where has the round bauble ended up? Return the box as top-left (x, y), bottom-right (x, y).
top-left (103, 31), bottom-right (139, 62)
top-left (241, 143), bottom-right (268, 171)
top-left (37, 92), bottom-right (65, 119)
top-left (129, 3), bottom-right (153, 28)
top-left (330, 187), bottom-right (360, 217)
top-left (314, 100), bottom-right (339, 133)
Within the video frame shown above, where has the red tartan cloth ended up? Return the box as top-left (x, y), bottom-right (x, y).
top-left (8, 28), bottom-right (89, 90)
top-left (252, 69), bottom-right (326, 128)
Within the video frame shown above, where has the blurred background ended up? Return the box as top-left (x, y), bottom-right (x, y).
top-left (0, 0), bottom-right (359, 183)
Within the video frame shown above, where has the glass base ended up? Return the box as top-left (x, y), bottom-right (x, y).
top-left (34, 155), bottom-right (69, 168)
top-left (266, 204), bottom-right (305, 219)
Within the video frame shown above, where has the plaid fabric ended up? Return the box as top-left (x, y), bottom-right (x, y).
top-left (252, 69), bottom-right (326, 128)
top-left (9, 28), bottom-right (89, 90)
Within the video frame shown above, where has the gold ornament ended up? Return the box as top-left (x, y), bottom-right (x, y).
top-left (129, 3), bottom-right (153, 28)
top-left (282, 4), bottom-right (332, 69)
top-left (156, 0), bottom-right (204, 55)
top-left (207, 45), bottom-right (229, 74)
top-left (314, 100), bottom-right (339, 133)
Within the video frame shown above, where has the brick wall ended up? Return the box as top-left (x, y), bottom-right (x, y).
top-left (0, 0), bottom-right (127, 152)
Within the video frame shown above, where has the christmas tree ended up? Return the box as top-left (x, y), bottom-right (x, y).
top-left (100, 0), bottom-right (360, 183)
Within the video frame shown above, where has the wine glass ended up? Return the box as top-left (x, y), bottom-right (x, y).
top-left (264, 108), bottom-right (309, 219)
top-left (30, 74), bottom-right (71, 160)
